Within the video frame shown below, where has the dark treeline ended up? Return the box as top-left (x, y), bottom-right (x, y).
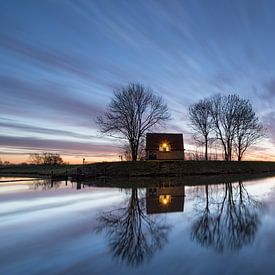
top-left (29, 152), bottom-right (64, 165)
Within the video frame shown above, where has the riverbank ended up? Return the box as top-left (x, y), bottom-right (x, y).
top-left (1, 160), bottom-right (275, 178)
top-left (83, 160), bottom-right (275, 177)
top-left (82, 171), bottom-right (275, 188)
top-left (0, 164), bottom-right (79, 178)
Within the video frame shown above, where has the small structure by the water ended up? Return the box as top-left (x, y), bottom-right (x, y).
top-left (146, 185), bottom-right (185, 214)
top-left (145, 133), bottom-right (184, 160)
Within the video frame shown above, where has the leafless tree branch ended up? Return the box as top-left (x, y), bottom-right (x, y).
top-left (96, 83), bottom-right (170, 161)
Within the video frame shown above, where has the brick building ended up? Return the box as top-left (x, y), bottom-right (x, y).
top-left (145, 133), bottom-right (184, 160)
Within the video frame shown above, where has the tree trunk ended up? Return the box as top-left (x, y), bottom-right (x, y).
top-left (205, 184), bottom-right (209, 211)
top-left (237, 139), bottom-right (242, 161)
top-left (239, 181), bottom-right (243, 203)
top-left (227, 140), bottom-right (231, 161)
top-left (205, 137), bottom-right (208, 161)
top-left (132, 153), bottom-right (137, 161)
top-left (131, 146), bottom-right (137, 161)
top-left (225, 153), bottom-right (228, 161)
top-left (130, 142), bottom-right (137, 161)
top-left (220, 139), bottom-right (228, 161)
top-left (224, 146), bottom-right (228, 161)
top-left (237, 150), bottom-right (241, 161)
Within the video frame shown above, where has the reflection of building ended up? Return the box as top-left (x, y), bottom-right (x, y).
top-left (145, 133), bottom-right (184, 160)
top-left (146, 185), bottom-right (185, 214)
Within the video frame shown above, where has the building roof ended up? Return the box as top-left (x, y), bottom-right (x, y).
top-left (145, 133), bottom-right (184, 151)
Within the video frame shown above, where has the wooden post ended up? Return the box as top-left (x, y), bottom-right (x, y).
top-left (51, 171), bottom-right (53, 188)
top-left (82, 158), bottom-right (85, 176)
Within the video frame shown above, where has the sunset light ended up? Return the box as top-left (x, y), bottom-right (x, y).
top-left (0, 1), bottom-right (275, 163)
top-left (2, 2), bottom-right (275, 274)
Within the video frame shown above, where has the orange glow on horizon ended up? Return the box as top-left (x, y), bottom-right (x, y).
top-left (0, 154), bottom-right (120, 164)
top-left (2, 153), bottom-right (275, 164)
top-left (2, 144), bottom-right (275, 165)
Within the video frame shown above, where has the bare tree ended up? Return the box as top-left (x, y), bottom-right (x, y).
top-left (122, 138), bottom-right (146, 161)
top-left (234, 101), bottom-right (264, 161)
top-left (29, 153), bottom-right (42, 164)
top-left (191, 181), bottom-right (263, 252)
top-left (189, 99), bottom-right (213, 160)
top-left (96, 188), bottom-right (170, 267)
top-left (41, 152), bottom-right (63, 165)
top-left (191, 184), bottom-right (215, 246)
top-left (209, 94), bottom-right (246, 161)
top-left (96, 83), bottom-right (170, 161)
top-left (29, 152), bottom-right (63, 165)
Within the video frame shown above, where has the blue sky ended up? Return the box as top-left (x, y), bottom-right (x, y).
top-left (1, 0), bottom-right (275, 163)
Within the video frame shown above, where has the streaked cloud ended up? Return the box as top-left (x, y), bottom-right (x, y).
top-left (0, 135), bottom-right (118, 156)
top-left (1, 0), bottom-right (275, 162)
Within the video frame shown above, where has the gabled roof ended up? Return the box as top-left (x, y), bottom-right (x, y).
top-left (145, 133), bottom-right (184, 151)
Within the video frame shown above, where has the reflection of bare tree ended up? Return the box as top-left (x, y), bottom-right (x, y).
top-left (31, 179), bottom-right (83, 190)
top-left (192, 185), bottom-right (215, 247)
top-left (31, 179), bottom-right (62, 190)
top-left (191, 181), bottom-right (263, 253)
top-left (96, 188), bottom-right (170, 267)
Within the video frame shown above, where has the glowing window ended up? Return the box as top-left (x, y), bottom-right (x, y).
top-left (159, 195), bottom-right (171, 205)
top-left (159, 142), bottom-right (170, 152)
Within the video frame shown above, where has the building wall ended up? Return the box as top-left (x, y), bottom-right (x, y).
top-left (146, 150), bottom-right (184, 160)
top-left (157, 151), bottom-right (184, 160)
top-left (146, 186), bottom-right (185, 214)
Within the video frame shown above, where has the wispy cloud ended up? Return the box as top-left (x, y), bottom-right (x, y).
top-left (0, 119), bottom-right (98, 140)
top-left (0, 75), bottom-right (102, 125)
top-left (1, 1), bottom-right (275, 161)
top-left (0, 135), bottom-right (118, 155)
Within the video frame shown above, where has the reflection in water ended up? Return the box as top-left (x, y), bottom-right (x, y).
top-left (146, 185), bottom-right (185, 214)
top-left (31, 179), bottom-right (87, 191)
top-left (191, 181), bottom-right (264, 252)
top-left (96, 180), bottom-right (265, 268)
top-left (31, 179), bottom-right (63, 190)
top-left (96, 188), bottom-right (171, 267)
top-left (1, 175), bottom-right (275, 274)
top-left (14, 176), bottom-right (266, 263)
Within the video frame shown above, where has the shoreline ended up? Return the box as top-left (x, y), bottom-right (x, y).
top-left (1, 160), bottom-right (275, 179)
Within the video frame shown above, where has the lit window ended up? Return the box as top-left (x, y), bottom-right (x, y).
top-left (159, 142), bottom-right (170, 151)
top-left (159, 195), bottom-right (171, 205)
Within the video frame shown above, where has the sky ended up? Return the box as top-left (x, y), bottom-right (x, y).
top-left (1, 0), bottom-right (275, 164)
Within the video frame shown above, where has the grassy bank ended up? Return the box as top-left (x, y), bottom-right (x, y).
top-left (1, 160), bottom-right (275, 178)
top-left (82, 160), bottom-right (275, 177)
top-left (0, 164), bottom-right (80, 177)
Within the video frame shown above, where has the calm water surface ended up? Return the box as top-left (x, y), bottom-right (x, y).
top-left (1, 175), bottom-right (275, 274)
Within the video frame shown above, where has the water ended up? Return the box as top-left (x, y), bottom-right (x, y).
top-left (1, 175), bottom-right (275, 274)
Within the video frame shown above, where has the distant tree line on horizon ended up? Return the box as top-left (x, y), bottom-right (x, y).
top-left (97, 82), bottom-right (265, 162)
top-left (0, 158), bottom-right (11, 166)
top-left (29, 152), bottom-right (64, 165)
